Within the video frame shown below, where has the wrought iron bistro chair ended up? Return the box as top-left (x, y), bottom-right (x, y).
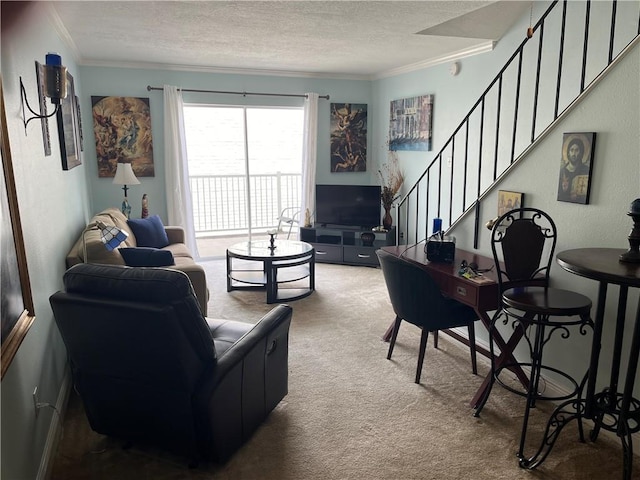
top-left (377, 249), bottom-right (479, 384)
top-left (473, 208), bottom-right (593, 468)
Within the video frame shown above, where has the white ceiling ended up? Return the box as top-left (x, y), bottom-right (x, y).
top-left (50, 1), bottom-right (532, 79)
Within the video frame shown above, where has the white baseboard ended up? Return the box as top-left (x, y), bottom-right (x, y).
top-left (37, 367), bottom-right (72, 480)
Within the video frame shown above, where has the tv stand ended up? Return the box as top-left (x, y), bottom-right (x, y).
top-left (300, 225), bottom-right (396, 267)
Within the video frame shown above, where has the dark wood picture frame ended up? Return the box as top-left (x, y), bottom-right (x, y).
top-left (1, 79), bottom-right (36, 379)
top-left (557, 132), bottom-right (596, 204)
top-left (56, 71), bottom-right (81, 170)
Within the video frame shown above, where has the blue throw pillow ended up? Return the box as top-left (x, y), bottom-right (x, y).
top-left (119, 247), bottom-right (175, 267)
top-left (127, 215), bottom-right (170, 248)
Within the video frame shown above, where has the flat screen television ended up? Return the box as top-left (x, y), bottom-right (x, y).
top-left (315, 184), bottom-right (381, 229)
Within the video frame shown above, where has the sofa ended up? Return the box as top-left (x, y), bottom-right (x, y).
top-left (66, 207), bottom-right (209, 315)
top-left (50, 263), bottom-right (292, 463)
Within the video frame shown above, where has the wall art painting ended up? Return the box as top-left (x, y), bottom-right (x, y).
top-left (57, 71), bottom-right (82, 170)
top-left (1, 79), bottom-right (36, 379)
top-left (330, 103), bottom-right (367, 172)
top-left (389, 94), bottom-right (433, 151)
top-left (92, 96), bottom-right (154, 177)
top-left (557, 132), bottom-right (596, 204)
top-left (498, 190), bottom-right (524, 217)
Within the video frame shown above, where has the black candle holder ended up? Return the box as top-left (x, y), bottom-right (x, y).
top-left (620, 198), bottom-right (640, 263)
top-left (268, 231), bottom-right (277, 253)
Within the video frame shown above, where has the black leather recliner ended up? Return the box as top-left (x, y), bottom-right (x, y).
top-left (49, 263), bottom-right (292, 463)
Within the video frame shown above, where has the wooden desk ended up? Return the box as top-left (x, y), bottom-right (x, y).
top-left (380, 245), bottom-right (529, 407)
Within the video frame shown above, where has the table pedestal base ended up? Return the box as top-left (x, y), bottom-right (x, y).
top-left (521, 391), bottom-right (639, 480)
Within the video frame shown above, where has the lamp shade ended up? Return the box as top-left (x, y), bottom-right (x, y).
top-left (113, 163), bottom-right (140, 186)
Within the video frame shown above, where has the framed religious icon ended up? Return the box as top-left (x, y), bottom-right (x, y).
top-left (498, 190), bottom-right (524, 217)
top-left (92, 96), bottom-right (155, 178)
top-left (557, 132), bottom-right (596, 204)
top-left (330, 103), bottom-right (367, 172)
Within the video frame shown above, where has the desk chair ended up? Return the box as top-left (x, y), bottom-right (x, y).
top-left (276, 207), bottom-right (300, 239)
top-left (473, 208), bottom-right (593, 468)
top-left (377, 249), bottom-right (479, 384)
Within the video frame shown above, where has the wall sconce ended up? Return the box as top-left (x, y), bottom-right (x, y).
top-left (19, 52), bottom-right (68, 131)
top-left (113, 162), bottom-right (140, 219)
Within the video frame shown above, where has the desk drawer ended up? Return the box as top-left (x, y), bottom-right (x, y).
top-left (448, 278), bottom-right (480, 308)
top-left (343, 246), bottom-right (378, 266)
top-left (313, 244), bottom-right (342, 263)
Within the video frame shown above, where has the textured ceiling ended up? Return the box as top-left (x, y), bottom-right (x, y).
top-left (50, 1), bottom-right (531, 78)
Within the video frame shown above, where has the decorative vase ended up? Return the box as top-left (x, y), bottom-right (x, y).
top-left (382, 206), bottom-right (393, 230)
top-left (360, 231), bottom-right (375, 247)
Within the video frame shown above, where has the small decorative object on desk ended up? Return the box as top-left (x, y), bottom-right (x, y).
top-left (379, 147), bottom-right (404, 230)
top-left (620, 198), bottom-right (640, 263)
top-left (141, 193), bottom-right (149, 218)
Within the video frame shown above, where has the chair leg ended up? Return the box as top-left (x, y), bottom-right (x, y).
top-left (473, 312), bottom-right (501, 417)
top-left (468, 322), bottom-right (478, 375)
top-left (433, 330), bottom-right (439, 349)
top-left (387, 316), bottom-right (402, 360)
top-left (415, 328), bottom-right (429, 384)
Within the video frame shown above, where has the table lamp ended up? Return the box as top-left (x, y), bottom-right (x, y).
top-left (113, 162), bottom-right (140, 218)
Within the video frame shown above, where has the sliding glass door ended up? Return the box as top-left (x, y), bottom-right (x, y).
top-left (184, 104), bottom-right (303, 256)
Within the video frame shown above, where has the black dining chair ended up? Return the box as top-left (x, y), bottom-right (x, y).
top-left (377, 249), bottom-right (479, 384)
top-left (473, 208), bottom-right (593, 468)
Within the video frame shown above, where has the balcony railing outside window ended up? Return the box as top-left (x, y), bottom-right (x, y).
top-left (190, 172), bottom-right (300, 235)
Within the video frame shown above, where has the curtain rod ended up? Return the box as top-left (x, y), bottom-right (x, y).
top-left (147, 85), bottom-right (329, 100)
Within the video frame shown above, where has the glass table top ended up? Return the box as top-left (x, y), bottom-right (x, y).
top-left (227, 239), bottom-right (313, 260)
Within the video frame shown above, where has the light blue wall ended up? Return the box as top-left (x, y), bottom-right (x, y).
top-left (1, 3), bottom-right (91, 479)
top-left (78, 67), bottom-right (374, 221)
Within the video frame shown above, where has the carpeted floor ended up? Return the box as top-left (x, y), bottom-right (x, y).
top-left (50, 261), bottom-right (639, 479)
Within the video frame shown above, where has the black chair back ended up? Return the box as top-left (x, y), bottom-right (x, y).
top-left (377, 249), bottom-right (472, 330)
top-left (490, 208), bottom-right (557, 291)
top-left (50, 264), bottom-right (217, 455)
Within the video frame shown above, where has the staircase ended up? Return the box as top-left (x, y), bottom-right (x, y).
top-left (396, 0), bottom-right (640, 247)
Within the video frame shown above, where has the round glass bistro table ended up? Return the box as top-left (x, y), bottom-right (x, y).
top-left (226, 239), bottom-right (315, 304)
top-left (526, 248), bottom-right (640, 480)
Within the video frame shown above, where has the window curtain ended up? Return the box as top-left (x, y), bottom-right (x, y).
top-left (163, 85), bottom-right (199, 257)
top-left (301, 93), bottom-right (319, 227)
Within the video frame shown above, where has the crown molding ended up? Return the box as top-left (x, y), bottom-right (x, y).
top-left (373, 41), bottom-right (496, 80)
top-left (76, 59), bottom-right (371, 82)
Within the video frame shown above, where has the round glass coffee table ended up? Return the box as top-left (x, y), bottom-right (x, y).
top-left (226, 239), bottom-right (315, 304)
